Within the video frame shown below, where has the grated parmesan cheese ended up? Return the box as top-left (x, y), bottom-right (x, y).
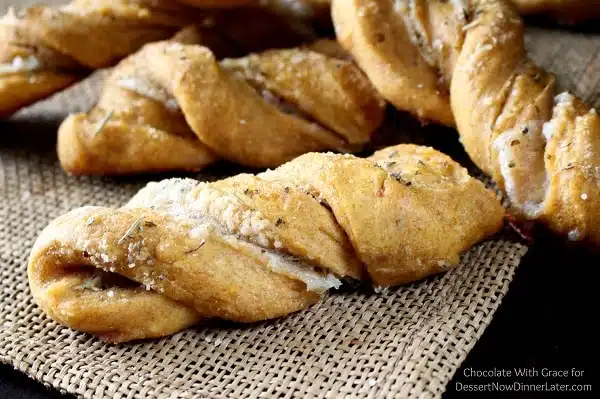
top-left (116, 76), bottom-right (179, 111)
top-left (0, 55), bottom-right (41, 75)
top-left (127, 179), bottom-right (342, 293)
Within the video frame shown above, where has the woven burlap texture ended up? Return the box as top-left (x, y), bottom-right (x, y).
top-left (1, 1), bottom-right (598, 398)
top-left (0, 143), bottom-right (525, 399)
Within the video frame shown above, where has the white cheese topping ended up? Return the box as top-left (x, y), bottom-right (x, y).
top-left (0, 55), bottom-right (41, 75)
top-left (116, 76), bottom-right (179, 110)
top-left (262, 250), bottom-right (341, 293)
top-left (126, 179), bottom-right (342, 293)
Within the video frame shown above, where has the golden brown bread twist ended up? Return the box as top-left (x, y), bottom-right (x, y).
top-left (29, 144), bottom-right (504, 342)
top-left (333, 0), bottom-right (600, 245)
top-left (0, 0), bottom-right (208, 116)
top-left (57, 32), bottom-right (385, 175)
top-left (0, 1), bottom-right (317, 117)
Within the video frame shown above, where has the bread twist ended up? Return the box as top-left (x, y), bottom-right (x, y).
top-left (0, 0), bottom-right (209, 116)
top-left (29, 144), bottom-right (504, 342)
top-left (333, 0), bottom-right (600, 245)
top-left (0, 0), bottom-right (317, 117)
top-left (57, 32), bottom-right (385, 175)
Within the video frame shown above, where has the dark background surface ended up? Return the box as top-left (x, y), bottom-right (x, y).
top-left (0, 233), bottom-right (597, 398)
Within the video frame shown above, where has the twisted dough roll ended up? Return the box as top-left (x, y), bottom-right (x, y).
top-left (57, 33), bottom-right (385, 175)
top-left (333, 0), bottom-right (600, 245)
top-left (29, 144), bottom-right (504, 342)
top-left (0, 0), bottom-right (207, 117)
top-left (0, 1), bottom-right (316, 117)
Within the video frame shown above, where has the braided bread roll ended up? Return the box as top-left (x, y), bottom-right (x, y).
top-left (333, 0), bottom-right (600, 245)
top-left (0, 1), bottom-right (317, 117)
top-left (57, 33), bottom-right (385, 175)
top-left (0, 0), bottom-right (208, 117)
top-left (29, 144), bottom-right (504, 342)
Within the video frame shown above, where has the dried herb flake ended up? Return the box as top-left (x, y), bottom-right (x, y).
top-left (185, 240), bottom-right (206, 254)
top-left (143, 221), bottom-right (157, 228)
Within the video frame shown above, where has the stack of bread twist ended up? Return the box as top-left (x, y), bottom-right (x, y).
top-left (8, 0), bottom-right (598, 342)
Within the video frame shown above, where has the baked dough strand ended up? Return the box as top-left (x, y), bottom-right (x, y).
top-left (0, 0), bottom-right (319, 117)
top-left (333, 0), bottom-right (600, 245)
top-left (29, 144), bottom-right (504, 342)
top-left (0, 0), bottom-right (210, 116)
top-left (57, 32), bottom-right (385, 175)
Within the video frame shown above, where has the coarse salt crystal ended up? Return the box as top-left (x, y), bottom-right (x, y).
top-left (568, 229), bottom-right (581, 241)
top-left (0, 55), bottom-right (41, 75)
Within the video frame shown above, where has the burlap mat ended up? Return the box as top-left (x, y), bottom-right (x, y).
top-left (1, 1), bottom-right (598, 398)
